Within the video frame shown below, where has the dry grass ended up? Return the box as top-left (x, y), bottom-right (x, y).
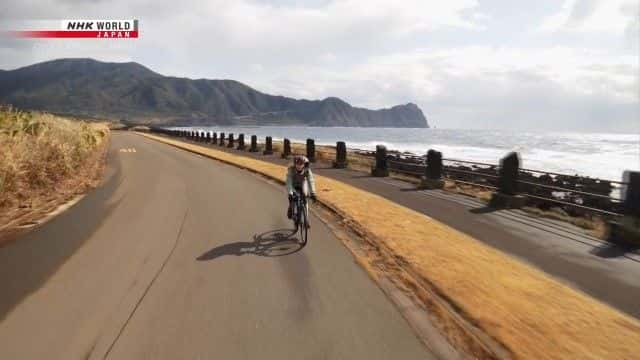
top-left (0, 106), bottom-right (109, 236)
top-left (143, 132), bottom-right (640, 360)
top-left (273, 140), bottom-right (374, 171)
top-left (521, 206), bottom-right (608, 237)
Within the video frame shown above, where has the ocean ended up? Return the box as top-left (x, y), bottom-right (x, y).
top-left (176, 126), bottom-right (640, 182)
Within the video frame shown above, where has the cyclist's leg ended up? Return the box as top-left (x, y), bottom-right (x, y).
top-left (287, 196), bottom-right (293, 219)
top-left (292, 187), bottom-right (303, 221)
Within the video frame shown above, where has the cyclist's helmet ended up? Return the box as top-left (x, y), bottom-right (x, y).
top-left (294, 155), bottom-right (309, 167)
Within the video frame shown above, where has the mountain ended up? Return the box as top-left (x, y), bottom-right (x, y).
top-left (0, 58), bottom-right (428, 128)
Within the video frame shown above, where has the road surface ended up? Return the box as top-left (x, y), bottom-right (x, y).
top-left (0, 132), bottom-right (433, 359)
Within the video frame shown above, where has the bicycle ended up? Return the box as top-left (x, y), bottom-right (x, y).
top-left (291, 190), bottom-right (309, 245)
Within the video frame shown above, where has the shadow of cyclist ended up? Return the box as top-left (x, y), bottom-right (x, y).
top-left (196, 228), bottom-right (304, 261)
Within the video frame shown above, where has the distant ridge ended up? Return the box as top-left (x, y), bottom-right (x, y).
top-left (0, 58), bottom-right (429, 128)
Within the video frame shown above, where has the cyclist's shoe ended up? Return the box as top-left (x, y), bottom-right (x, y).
top-left (287, 206), bottom-right (293, 219)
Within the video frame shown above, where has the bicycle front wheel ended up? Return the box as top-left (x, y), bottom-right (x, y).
top-left (298, 201), bottom-right (308, 245)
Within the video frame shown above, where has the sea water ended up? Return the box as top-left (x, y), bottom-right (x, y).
top-left (178, 126), bottom-right (640, 182)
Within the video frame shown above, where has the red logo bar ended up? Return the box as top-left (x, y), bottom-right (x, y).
top-left (8, 30), bottom-right (139, 38)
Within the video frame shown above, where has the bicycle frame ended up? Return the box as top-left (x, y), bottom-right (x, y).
top-left (291, 191), bottom-right (309, 244)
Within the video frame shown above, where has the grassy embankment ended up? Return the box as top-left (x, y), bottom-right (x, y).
top-left (0, 106), bottom-right (109, 241)
top-left (143, 132), bottom-right (640, 359)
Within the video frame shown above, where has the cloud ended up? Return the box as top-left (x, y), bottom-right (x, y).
top-left (0, 0), bottom-right (637, 132)
top-left (538, 0), bottom-right (638, 35)
top-left (0, 0), bottom-right (487, 73)
top-left (247, 46), bottom-right (638, 131)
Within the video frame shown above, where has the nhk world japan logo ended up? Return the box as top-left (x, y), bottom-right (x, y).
top-left (4, 20), bottom-right (139, 38)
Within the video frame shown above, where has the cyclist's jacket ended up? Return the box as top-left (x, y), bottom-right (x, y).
top-left (286, 166), bottom-right (317, 196)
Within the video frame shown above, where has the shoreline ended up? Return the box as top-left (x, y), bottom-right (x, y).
top-left (169, 125), bottom-right (635, 185)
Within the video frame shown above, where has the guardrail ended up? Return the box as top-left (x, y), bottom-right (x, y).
top-left (388, 153), bottom-right (625, 217)
top-left (150, 127), bottom-right (636, 221)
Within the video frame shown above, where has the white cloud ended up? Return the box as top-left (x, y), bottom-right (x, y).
top-left (247, 46), bottom-right (638, 131)
top-left (538, 0), bottom-right (638, 35)
top-left (0, 0), bottom-right (637, 132)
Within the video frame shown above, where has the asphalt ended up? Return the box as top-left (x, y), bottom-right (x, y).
top-left (174, 134), bottom-right (640, 320)
top-left (0, 132), bottom-right (434, 360)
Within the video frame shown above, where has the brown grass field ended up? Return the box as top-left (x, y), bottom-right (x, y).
top-left (0, 106), bottom-right (109, 242)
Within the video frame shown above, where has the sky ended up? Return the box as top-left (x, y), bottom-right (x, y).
top-left (0, 0), bottom-right (638, 132)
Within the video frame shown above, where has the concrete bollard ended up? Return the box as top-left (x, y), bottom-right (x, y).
top-left (219, 132), bottom-right (225, 146)
top-left (227, 133), bottom-right (235, 148)
top-left (212, 132), bottom-right (217, 144)
top-left (281, 138), bottom-right (291, 159)
top-left (263, 136), bottom-right (273, 155)
top-left (333, 141), bottom-right (348, 168)
top-left (249, 135), bottom-right (258, 152)
top-left (490, 152), bottom-right (526, 208)
top-left (609, 171), bottom-right (640, 245)
top-left (420, 149), bottom-right (445, 189)
top-left (237, 134), bottom-right (245, 150)
top-left (371, 145), bottom-right (389, 177)
top-left (624, 171), bottom-right (640, 217)
top-left (306, 139), bottom-right (316, 163)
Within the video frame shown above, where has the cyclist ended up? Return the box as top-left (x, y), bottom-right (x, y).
top-left (286, 155), bottom-right (317, 220)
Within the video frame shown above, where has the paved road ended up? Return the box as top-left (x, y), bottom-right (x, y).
top-left (0, 132), bottom-right (433, 359)
top-left (179, 135), bottom-right (640, 320)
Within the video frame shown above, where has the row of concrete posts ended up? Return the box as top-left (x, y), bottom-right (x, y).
top-left (167, 129), bottom-right (349, 169)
